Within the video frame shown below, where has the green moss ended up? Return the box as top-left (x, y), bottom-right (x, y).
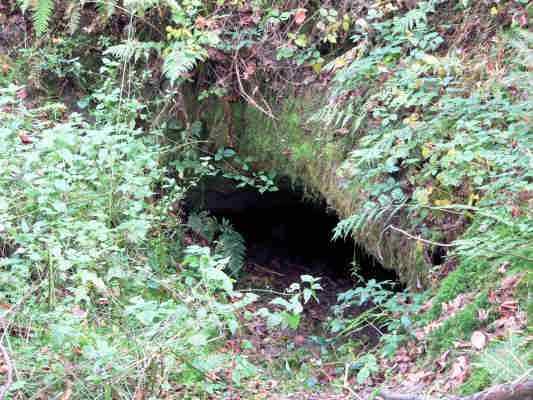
top-left (426, 259), bottom-right (493, 321)
top-left (428, 292), bottom-right (493, 354)
top-left (237, 98), bottom-right (346, 181)
top-left (459, 368), bottom-right (492, 395)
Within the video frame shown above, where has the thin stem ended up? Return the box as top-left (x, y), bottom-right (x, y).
top-left (386, 225), bottom-right (457, 247)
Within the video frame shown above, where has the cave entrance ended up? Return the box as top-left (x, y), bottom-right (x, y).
top-left (186, 177), bottom-right (398, 311)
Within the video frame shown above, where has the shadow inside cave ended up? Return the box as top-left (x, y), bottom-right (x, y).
top-left (185, 177), bottom-right (398, 290)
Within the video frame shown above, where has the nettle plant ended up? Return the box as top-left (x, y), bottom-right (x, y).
top-left (330, 279), bottom-right (425, 358)
top-left (0, 83), bottom-right (166, 303)
top-left (257, 275), bottom-right (322, 330)
top-left (0, 80), bottom-right (260, 397)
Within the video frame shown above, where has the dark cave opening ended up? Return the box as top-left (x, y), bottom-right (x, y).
top-left (185, 178), bottom-right (398, 289)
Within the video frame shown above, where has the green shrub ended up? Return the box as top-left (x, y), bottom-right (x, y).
top-left (0, 80), bottom-right (260, 398)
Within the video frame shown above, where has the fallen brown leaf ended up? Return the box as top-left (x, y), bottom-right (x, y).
top-left (419, 299), bottom-right (433, 313)
top-left (500, 273), bottom-right (524, 290)
top-left (133, 389), bottom-right (144, 400)
top-left (478, 309), bottom-right (489, 321)
top-left (59, 381), bottom-right (73, 400)
top-left (16, 88), bottom-right (27, 100)
top-left (71, 306), bottom-right (87, 318)
top-left (19, 132), bottom-right (33, 144)
top-left (436, 350), bottom-right (450, 371)
top-left (498, 261), bottom-right (510, 274)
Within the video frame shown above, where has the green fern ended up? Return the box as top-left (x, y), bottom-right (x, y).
top-left (64, 1), bottom-right (82, 34)
top-left (105, 41), bottom-right (162, 63)
top-left (215, 219), bottom-right (246, 278)
top-left (28, 0), bottom-right (119, 36)
top-left (333, 196), bottom-right (402, 241)
top-left (33, 0), bottom-right (55, 36)
top-left (187, 211), bottom-right (218, 242)
top-left (163, 41), bottom-right (208, 86)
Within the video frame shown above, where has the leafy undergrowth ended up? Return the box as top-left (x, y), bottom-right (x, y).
top-left (0, 81), bottom-right (531, 400)
top-left (0, 83), bottom-right (264, 399)
top-left (0, 0), bottom-right (532, 398)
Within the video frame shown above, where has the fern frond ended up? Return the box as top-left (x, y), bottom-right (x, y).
top-left (333, 214), bottom-right (361, 241)
top-left (19, 0), bottom-right (32, 13)
top-left (105, 43), bottom-right (138, 62)
top-left (163, 41), bottom-right (208, 86)
top-left (65, 1), bottom-right (81, 34)
top-left (333, 201), bottom-right (385, 241)
top-left (33, 0), bottom-right (54, 36)
top-left (215, 219), bottom-right (246, 278)
top-left (187, 211), bottom-right (218, 242)
top-left (104, 41), bottom-right (162, 63)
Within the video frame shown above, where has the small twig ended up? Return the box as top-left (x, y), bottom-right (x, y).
top-left (150, 100), bottom-right (177, 131)
top-left (240, 288), bottom-right (289, 297)
top-left (342, 363), bottom-right (364, 400)
top-left (377, 201), bottom-right (408, 261)
top-left (233, 49), bottom-right (277, 120)
top-left (250, 263), bottom-right (285, 277)
top-left (421, 205), bottom-right (515, 227)
top-left (0, 284), bottom-right (43, 394)
top-left (386, 225), bottom-right (457, 248)
top-left (367, 321), bottom-right (384, 337)
top-left (2, 283), bottom-right (42, 321)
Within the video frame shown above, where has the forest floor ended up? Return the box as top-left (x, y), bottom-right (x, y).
top-left (198, 247), bottom-right (530, 400)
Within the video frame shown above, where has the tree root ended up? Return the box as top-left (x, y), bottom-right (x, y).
top-left (378, 379), bottom-right (533, 400)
